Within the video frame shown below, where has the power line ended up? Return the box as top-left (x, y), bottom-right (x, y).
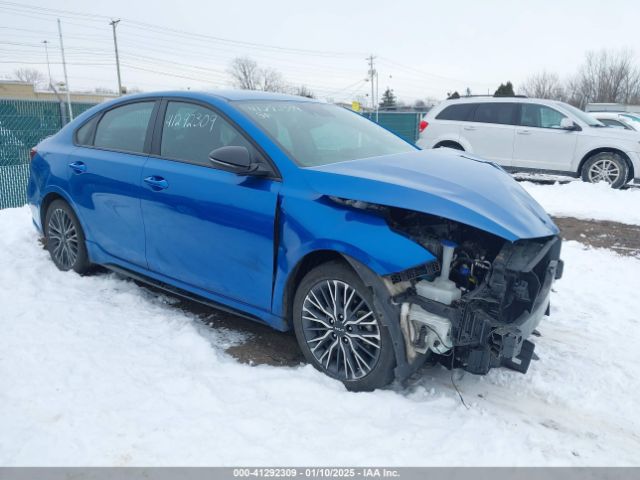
top-left (0, 1), bottom-right (367, 58)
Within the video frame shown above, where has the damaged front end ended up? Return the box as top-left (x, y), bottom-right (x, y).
top-left (384, 208), bottom-right (564, 376)
top-left (331, 197), bottom-right (564, 377)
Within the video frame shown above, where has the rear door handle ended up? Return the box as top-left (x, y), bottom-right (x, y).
top-left (144, 176), bottom-right (169, 191)
top-left (517, 129), bottom-right (532, 135)
top-left (68, 161), bottom-right (87, 174)
top-left (463, 126), bottom-right (476, 131)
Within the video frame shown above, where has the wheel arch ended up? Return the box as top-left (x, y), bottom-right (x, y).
top-left (578, 147), bottom-right (634, 179)
top-left (434, 140), bottom-right (465, 151)
top-left (281, 250), bottom-right (355, 327)
top-left (281, 249), bottom-right (413, 381)
top-left (40, 191), bottom-right (68, 231)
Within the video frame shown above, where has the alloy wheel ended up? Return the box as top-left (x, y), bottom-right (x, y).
top-left (47, 208), bottom-right (79, 270)
top-left (588, 158), bottom-right (620, 184)
top-left (301, 280), bottom-right (381, 381)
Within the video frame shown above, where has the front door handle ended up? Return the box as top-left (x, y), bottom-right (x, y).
top-left (68, 161), bottom-right (87, 174)
top-left (463, 126), bottom-right (477, 131)
top-left (144, 176), bottom-right (169, 191)
top-left (517, 129), bottom-right (532, 135)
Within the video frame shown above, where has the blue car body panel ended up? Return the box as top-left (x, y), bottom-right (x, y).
top-left (304, 150), bottom-right (559, 242)
top-left (28, 90), bottom-right (560, 332)
top-left (140, 157), bottom-right (280, 311)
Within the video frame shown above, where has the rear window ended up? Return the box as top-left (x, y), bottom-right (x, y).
top-left (473, 103), bottom-right (517, 125)
top-left (75, 116), bottom-right (98, 146)
top-left (436, 104), bottom-right (475, 121)
top-left (94, 102), bottom-right (155, 153)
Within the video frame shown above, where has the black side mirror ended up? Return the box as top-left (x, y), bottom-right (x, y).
top-left (208, 146), bottom-right (270, 176)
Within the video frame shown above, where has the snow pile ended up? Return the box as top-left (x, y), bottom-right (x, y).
top-left (1, 206), bottom-right (640, 466)
top-left (521, 181), bottom-right (640, 225)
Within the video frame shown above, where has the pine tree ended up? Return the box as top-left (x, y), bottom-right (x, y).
top-left (494, 81), bottom-right (515, 97)
top-left (379, 88), bottom-right (397, 110)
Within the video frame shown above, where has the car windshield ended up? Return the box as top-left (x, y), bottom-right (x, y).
top-left (556, 102), bottom-right (605, 127)
top-left (235, 101), bottom-right (416, 167)
top-left (622, 113), bottom-right (640, 124)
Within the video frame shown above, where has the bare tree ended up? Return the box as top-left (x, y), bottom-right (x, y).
top-left (228, 56), bottom-right (288, 93)
top-left (567, 49), bottom-right (640, 107)
top-left (12, 68), bottom-right (46, 87)
top-left (260, 67), bottom-right (287, 93)
top-left (520, 71), bottom-right (565, 100)
top-left (294, 85), bottom-right (314, 98)
top-left (228, 57), bottom-right (260, 90)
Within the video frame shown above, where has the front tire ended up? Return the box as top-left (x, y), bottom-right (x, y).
top-left (45, 199), bottom-right (91, 274)
top-left (581, 152), bottom-right (629, 189)
top-left (292, 261), bottom-right (396, 391)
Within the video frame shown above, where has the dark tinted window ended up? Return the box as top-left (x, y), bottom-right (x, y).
top-left (436, 104), bottom-right (475, 121)
top-left (599, 119), bottom-right (628, 129)
top-left (75, 116), bottom-right (98, 146)
top-left (473, 103), bottom-right (517, 125)
top-left (519, 104), bottom-right (566, 128)
top-left (160, 102), bottom-right (253, 166)
top-left (94, 102), bottom-right (155, 153)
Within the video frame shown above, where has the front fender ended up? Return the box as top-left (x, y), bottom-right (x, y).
top-left (271, 195), bottom-right (435, 317)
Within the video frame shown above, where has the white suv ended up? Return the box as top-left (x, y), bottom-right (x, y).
top-left (417, 97), bottom-right (640, 188)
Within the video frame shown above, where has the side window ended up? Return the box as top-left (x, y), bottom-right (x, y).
top-left (94, 102), bottom-right (155, 153)
top-left (519, 104), bottom-right (567, 129)
top-left (160, 102), bottom-right (253, 166)
top-left (473, 103), bottom-right (517, 125)
top-left (436, 104), bottom-right (475, 121)
top-left (599, 119), bottom-right (628, 129)
top-left (75, 116), bottom-right (99, 146)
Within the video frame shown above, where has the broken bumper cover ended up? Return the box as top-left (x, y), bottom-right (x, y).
top-left (400, 236), bottom-right (563, 376)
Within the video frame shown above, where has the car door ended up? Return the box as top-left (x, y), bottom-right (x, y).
top-left (460, 102), bottom-right (517, 166)
top-left (67, 100), bottom-right (158, 267)
top-left (140, 99), bottom-right (280, 311)
top-left (512, 103), bottom-right (578, 171)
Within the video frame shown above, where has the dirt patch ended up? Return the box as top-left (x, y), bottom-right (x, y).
top-left (146, 215), bottom-right (640, 368)
top-left (553, 216), bottom-right (640, 257)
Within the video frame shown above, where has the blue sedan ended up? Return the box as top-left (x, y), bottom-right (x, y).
top-left (28, 90), bottom-right (562, 391)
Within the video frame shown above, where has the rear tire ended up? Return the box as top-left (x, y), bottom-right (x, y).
top-left (45, 199), bottom-right (91, 274)
top-left (292, 261), bottom-right (396, 392)
top-left (581, 152), bottom-right (629, 189)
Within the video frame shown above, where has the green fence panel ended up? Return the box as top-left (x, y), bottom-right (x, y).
top-left (363, 112), bottom-right (422, 144)
top-left (0, 99), bottom-right (98, 209)
top-left (0, 164), bottom-right (30, 209)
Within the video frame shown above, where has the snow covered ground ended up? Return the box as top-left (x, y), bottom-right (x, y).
top-left (1, 205), bottom-right (640, 466)
top-left (521, 180), bottom-right (640, 226)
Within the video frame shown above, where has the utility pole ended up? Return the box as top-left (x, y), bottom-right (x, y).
top-left (366, 55), bottom-right (377, 111)
top-left (57, 19), bottom-right (73, 122)
top-left (110, 19), bottom-right (123, 96)
top-left (42, 40), bottom-right (53, 88)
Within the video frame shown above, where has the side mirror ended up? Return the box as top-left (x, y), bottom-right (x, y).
top-left (208, 146), bottom-right (270, 176)
top-left (560, 118), bottom-right (580, 131)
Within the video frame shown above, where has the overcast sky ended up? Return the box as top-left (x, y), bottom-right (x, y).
top-left (1, 0), bottom-right (638, 104)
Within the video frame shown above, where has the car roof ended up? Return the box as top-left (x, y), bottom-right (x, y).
top-left (109, 89), bottom-right (319, 103)
top-left (591, 112), bottom-right (624, 118)
top-left (437, 96), bottom-right (558, 106)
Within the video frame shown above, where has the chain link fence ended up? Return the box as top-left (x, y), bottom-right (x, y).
top-left (1, 100), bottom-right (422, 210)
top-left (362, 112), bottom-right (422, 144)
top-left (0, 99), bottom-right (97, 209)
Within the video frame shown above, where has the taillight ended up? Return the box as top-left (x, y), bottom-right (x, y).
top-left (29, 147), bottom-right (37, 161)
top-left (419, 120), bottom-right (429, 132)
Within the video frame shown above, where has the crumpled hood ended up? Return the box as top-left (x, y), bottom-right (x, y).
top-left (303, 149), bottom-right (559, 241)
